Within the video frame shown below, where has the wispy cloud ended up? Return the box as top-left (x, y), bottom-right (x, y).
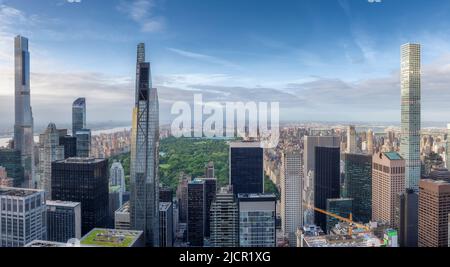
top-left (167, 48), bottom-right (242, 69)
top-left (117, 0), bottom-right (165, 33)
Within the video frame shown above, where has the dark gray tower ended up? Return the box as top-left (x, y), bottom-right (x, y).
top-left (130, 43), bottom-right (160, 246)
top-left (13, 35), bottom-right (34, 189)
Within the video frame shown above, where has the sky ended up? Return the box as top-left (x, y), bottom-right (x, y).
top-left (1, 0), bottom-right (450, 128)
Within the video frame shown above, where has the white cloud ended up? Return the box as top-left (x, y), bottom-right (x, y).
top-left (117, 0), bottom-right (165, 33)
top-left (167, 48), bottom-right (242, 70)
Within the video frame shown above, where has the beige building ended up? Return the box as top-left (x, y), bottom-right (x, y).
top-left (372, 152), bottom-right (405, 227)
top-left (418, 179), bottom-right (450, 247)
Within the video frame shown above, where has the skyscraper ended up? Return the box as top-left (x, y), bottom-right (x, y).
top-left (13, 35), bottom-right (34, 189)
top-left (72, 98), bottom-right (86, 136)
top-left (177, 175), bottom-right (190, 223)
top-left (229, 142), bottom-right (264, 196)
top-left (159, 202), bottom-right (173, 247)
top-left (205, 161), bottom-right (215, 178)
top-left (59, 135), bottom-right (77, 159)
top-left (347, 125), bottom-right (357, 153)
top-left (238, 194), bottom-right (276, 247)
top-left (326, 198), bottom-right (353, 234)
top-left (46, 200), bottom-right (82, 243)
top-left (343, 153), bottom-right (372, 223)
top-left (400, 43), bottom-right (421, 192)
top-left (0, 187), bottom-right (46, 247)
top-left (52, 158), bottom-right (109, 235)
top-left (199, 177), bottom-right (217, 238)
top-left (367, 129), bottom-right (374, 155)
top-left (38, 123), bottom-right (64, 200)
top-left (280, 151), bottom-right (303, 246)
top-left (130, 43), bottom-right (160, 247)
top-left (394, 189), bottom-right (418, 247)
top-left (110, 161), bottom-right (126, 205)
top-left (314, 147), bottom-right (341, 231)
top-left (418, 179), bottom-right (450, 247)
top-left (446, 124), bottom-right (450, 169)
top-left (372, 152), bottom-right (405, 227)
top-left (0, 149), bottom-right (24, 187)
top-left (210, 186), bottom-right (239, 247)
top-left (303, 136), bottom-right (340, 225)
top-left (187, 179), bottom-right (205, 247)
top-left (76, 129), bottom-right (91, 157)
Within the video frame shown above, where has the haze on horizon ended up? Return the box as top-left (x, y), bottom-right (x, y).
top-left (1, 0), bottom-right (450, 128)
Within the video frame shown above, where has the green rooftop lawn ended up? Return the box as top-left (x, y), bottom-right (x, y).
top-left (81, 230), bottom-right (135, 247)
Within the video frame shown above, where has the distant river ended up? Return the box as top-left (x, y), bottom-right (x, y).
top-left (0, 126), bottom-right (131, 148)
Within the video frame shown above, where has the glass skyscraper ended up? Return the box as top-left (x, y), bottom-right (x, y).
top-left (72, 98), bottom-right (86, 136)
top-left (400, 43), bottom-right (421, 192)
top-left (13, 35), bottom-right (34, 189)
top-left (130, 43), bottom-right (160, 247)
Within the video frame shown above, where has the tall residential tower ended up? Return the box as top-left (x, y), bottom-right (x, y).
top-left (130, 43), bottom-right (160, 246)
top-left (400, 43), bottom-right (421, 192)
top-left (13, 35), bottom-right (34, 189)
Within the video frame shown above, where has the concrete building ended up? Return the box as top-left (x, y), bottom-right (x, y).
top-left (238, 194), bottom-right (276, 247)
top-left (205, 161), bottom-right (215, 178)
top-left (372, 152), bottom-right (406, 227)
top-left (0, 187), bottom-right (46, 247)
top-left (115, 201), bottom-right (131, 230)
top-left (367, 129), bottom-right (374, 154)
top-left (37, 123), bottom-right (64, 200)
top-left (46, 200), bottom-right (81, 243)
top-left (347, 125), bottom-right (357, 153)
top-left (210, 186), bottom-right (238, 247)
top-left (418, 179), bottom-right (450, 247)
top-left (159, 202), bottom-right (173, 247)
top-left (400, 43), bottom-right (421, 192)
top-left (80, 228), bottom-right (144, 247)
top-left (280, 151), bottom-right (303, 246)
top-left (229, 142), bottom-right (264, 196)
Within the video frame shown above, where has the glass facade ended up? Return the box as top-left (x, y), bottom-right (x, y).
top-left (230, 143), bottom-right (264, 196)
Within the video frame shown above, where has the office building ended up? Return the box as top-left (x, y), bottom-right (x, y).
top-left (229, 142), bottom-right (264, 196)
top-left (159, 186), bottom-right (173, 203)
top-left (80, 228), bottom-right (144, 247)
top-left (394, 189), bottom-right (418, 247)
top-left (52, 158), bottom-right (109, 235)
top-left (238, 194), bottom-right (276, 247)
top-left (343, 153), bottom-right (372, 223)
top-left (205, 161), bottom-right (215, 178)
top-left (72, 98), bottom-right (86, 136)
top-left (314, 147), bottom-right (340, 232)
top-left (0, 187), bottom-right (46, 247)
top-left (418, 179), bottom-right (450, 247)
top-left (200, 177), bottom-right (217, 238)
top-left (46, 200), bottom-right (81, 243)
top-left (326, 198), bottom-right (353, 234)
top-left (400, 43), bottom-right (421, 192)
top-left (187, 179), bottom-right (205, 247)
top-left (76, 129), bottom-right (91, 157)
top-left (177, 175), bottom-right (190, 223)
top-left (110, 161), bottom-right (126, 206)
top-left (115, 202), bottom-right (131, 230)
top-left (280, 151), bottom-right (303, 246)
top-left (210, 186), bottom-right (239, 247)
top-left (367, 130), bottom-right (374, 154)
top-left (0, 149), bottom-right (25, 187)
top-left (303, 136), bottom-right (340, 225)
top-left (13, 36), bottom-right (34, 189)
top-left (37, 123), bottom-right (64, 200)
top-left (109, 186), bottom-right (122, 228)
top-left (130, 43), bottom-right (160, 247)
top-left (159, 202), bottom-right (173, 247)
top-left (372, 152), bottom-right (406, 227)
top-left (59, 135), bottom-right (77, 159)
top-left (347, 126), bottom-right (357, 153)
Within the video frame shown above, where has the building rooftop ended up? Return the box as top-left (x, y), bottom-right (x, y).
top-left (80, 228), bottom-right (143, 247)
top-left (57, 157), bottom-right (105, 164)
top-left (159, 202), bottom-right (172, 211)
top-left (229, 141), bottom-right (262, 148)
top-left (46, 200), bottom-right (80, 208)
top-left (25, 240), bottom-right (69, 247)
top-left (0, 187), bottom-right (43, 197)
top-left (190, 178), bottom-right (205, 185)
top-left (238, 193), bottom-right (277, 201)
top-left (116, 201), bottom-right (130, 214)
top-left (383, 152), bottom-right (403, 161)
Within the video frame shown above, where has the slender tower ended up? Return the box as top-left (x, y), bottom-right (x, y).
top-left (130, 43), bottom-right (160, 246)
top-left (13, 35), bottom-right (35, 189)
top-left (400, 43), bottom-right (421, 192)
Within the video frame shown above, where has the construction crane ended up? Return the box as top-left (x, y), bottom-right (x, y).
top-left (304, 204), bottom-right (371, 236)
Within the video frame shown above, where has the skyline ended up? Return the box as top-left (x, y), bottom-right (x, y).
top-left (2, 1), bottom-right (450, 126)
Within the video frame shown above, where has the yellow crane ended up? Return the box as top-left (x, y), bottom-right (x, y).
top-left (304, 204), bottom-right (371, 236)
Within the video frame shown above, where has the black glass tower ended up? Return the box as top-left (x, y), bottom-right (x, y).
top-left (230, 142), bottom-right (264, 196)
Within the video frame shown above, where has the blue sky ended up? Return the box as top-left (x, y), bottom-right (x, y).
top-left (1, 0), bottom-right (450, 126)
